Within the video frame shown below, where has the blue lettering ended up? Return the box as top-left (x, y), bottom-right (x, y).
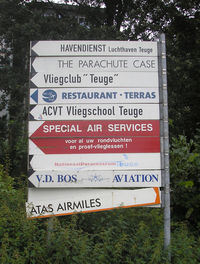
top-left (113, 175), bottom-right (122, 182)
top-left (36, 175), bottom-right (42, 182)
top-left (71, 175), bottom-right (77, 182)
top-left (113, 173), bottom-right (159, 183)
top-left (129, 175), bottom-right (135, 182)
top-left (58, 174), bottom-right (77, 183)
top-left (44, 175), bottom-right (53, 182)
top-left (151, 174), bottom-right (158, 182)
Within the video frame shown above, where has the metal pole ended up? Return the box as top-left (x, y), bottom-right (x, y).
top-left (47, 217), bottom-right (54, 247)
top-left (159, 33), bottom-right (171, 259)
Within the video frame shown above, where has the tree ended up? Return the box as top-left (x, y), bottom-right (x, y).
top-left (70, 0), bottom-right (200, 137)
top-left (0, 0), bottom-right (89, 180)
top-left (166, 2), bottom-right (200, 137)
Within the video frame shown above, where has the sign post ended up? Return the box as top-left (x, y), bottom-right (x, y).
top-left (159, 34), bottom-right (171, 255)
top-left (27, 39), bottom-right (168, 224)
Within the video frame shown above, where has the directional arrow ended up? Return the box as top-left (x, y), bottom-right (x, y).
top-left (30, 72), bottom-right (159, 88)
top-left (28, 169), bottom-right (162, 188)
top-left (29, 104), bottom-right (160, 121)
top-left (29, 120), bottom-right (160, 138)
top-left (26, 187), bottom-right (161, 218)
top-left (30, 89), bottom-right (38, 104)
top-left (30, 40), bottom-right (158, 57)
top-left (29, 153), bottom-right (161, 171)
top-left (29, 137), bottom-right (160, 155)
top-left (31, 56), bottom-right (158, 73)
top-left (29, 88), bottom-right (159, 105)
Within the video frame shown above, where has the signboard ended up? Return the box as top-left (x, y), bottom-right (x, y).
top-left (29, 137), bottom-right (160, 154)
top-left (27, 39), bottom-right (164, 218)
top-left (30, 56), bottom-right (158, 73)
top-left (29, 153), bottom-right (161, 171)
top-left (28, 170), bottom-right (162, 188)
top-left (29, 120), bottom-right (160, 138)
top-left (30, 88), bottom-right (159, 105)
top-left (29, 104), bottom-right (160, 121)
top-left (26, 187), bottom-right (161, 218)
top-left (31, 40), bottom-right (158, 56)
top-left (30, 71), bottom-right (158, 88)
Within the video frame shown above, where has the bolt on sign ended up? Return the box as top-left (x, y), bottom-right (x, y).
top-left (27, 39), bottom-right (168, 218)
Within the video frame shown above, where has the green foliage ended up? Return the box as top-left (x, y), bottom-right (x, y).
top-left (170, 133), bottom-right (200, 230)
top-left (0, 164), bottom-right (200, 263)
top-left (166, 3), bottom-right (200, 138)
top-left (171, 223), bottom-right (200, 264)
top-left (0, 164), bottom-right (15, 196)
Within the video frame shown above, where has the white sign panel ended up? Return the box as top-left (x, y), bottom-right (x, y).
top-left (30, 72), bottom-right (158, 88)
top-left (30, 88), bottom-right (159, 105)
top-left (31, 40), bottom-right (158, 57)
top-left (29, 104), bottom-right (160, 121)
top-left (26, 187), bottom-right (161, 218)
top-left (29, 153), bottom-right (161, 171)
top-left (28, 170), bottom-right (162, 188)
top-left (31, 56), bottom-right (158, 73)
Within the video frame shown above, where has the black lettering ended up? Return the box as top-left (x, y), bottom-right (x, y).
top-left (41, 205), bottom-right (48, 214)
top-left (90, 199), bottom-right (96, 208)
top-left (73, 201), bottom-right (82, 210)
top-left (57, 203), bottom-right (65, 211)
top-left (48, 204), bottom-right (53, 212)
top-left (30, 206), bottom-right (38, 214)
top-left (67, 202), bottom-right (73, 210)
top-left (96, 198), bottom-right (101, 207)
